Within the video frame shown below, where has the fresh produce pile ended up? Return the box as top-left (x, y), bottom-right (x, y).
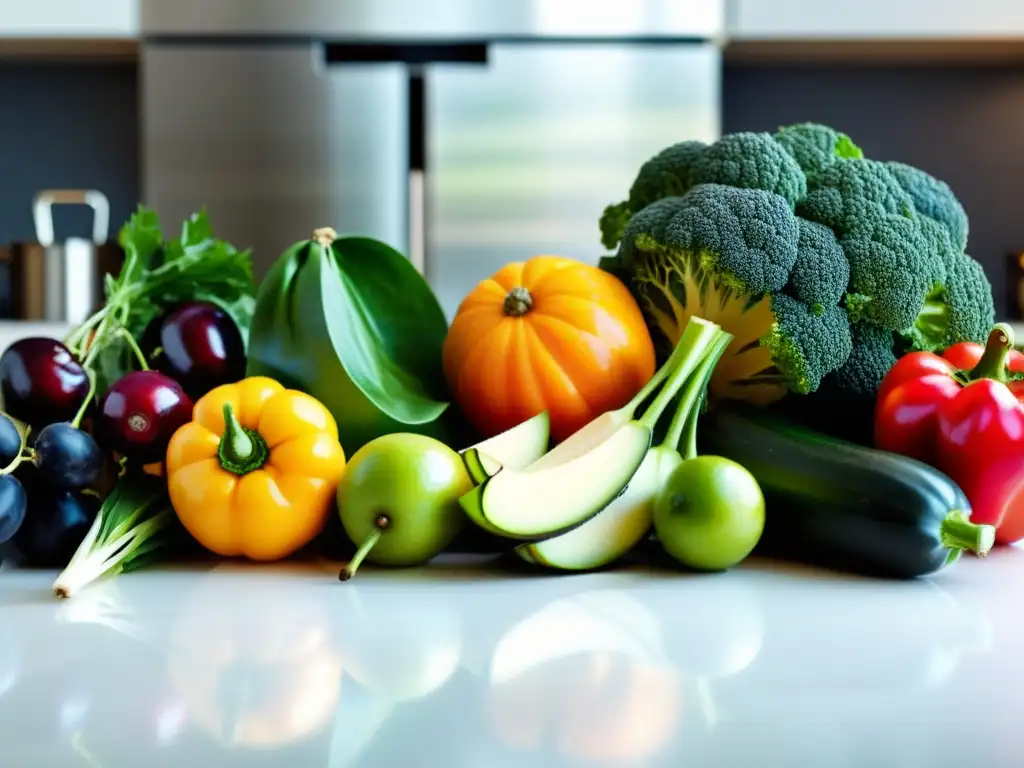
top-left (0, 121), bottom-right (1014, 598)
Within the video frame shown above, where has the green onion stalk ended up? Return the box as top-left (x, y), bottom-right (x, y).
top-left (53, 474), bottom-right (183, 599)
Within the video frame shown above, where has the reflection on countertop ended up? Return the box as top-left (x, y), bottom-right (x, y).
top-left (0, 548), bottom-right (1018, 767)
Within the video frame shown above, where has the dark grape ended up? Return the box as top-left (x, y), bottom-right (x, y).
top-left (97, 371), bottom-right (193, 464)
top-left (14, 489), bottom-right (98, 568)
top-left (0, 474), bottom-right (27, 545)
top-left (0, 413), bottom-right (22, 468)
top-left (146, 301), bottom-right (246, 400)
top-left (0, 338), bottom-right (89, 427)
top-left (34, 423), bottom-right (103, 490)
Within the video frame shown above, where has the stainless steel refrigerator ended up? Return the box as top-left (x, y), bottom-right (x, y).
top-left (139, 0), bottom-right (723, 317)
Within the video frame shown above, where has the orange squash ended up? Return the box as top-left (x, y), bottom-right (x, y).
top-left (443, 256), bottom-right (656, 444)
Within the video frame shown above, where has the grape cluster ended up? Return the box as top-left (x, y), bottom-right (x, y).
top-left (0, 412), bottom-right (103, 567)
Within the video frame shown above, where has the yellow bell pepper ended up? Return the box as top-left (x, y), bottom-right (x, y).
top-left (166, 376), bottom-right (347, 561)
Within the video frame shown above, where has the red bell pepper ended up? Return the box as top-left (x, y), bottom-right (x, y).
top-left (875, 324), bottom-right (1024, 545)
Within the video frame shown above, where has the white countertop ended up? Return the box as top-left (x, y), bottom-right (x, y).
top-left (0, 549), bottom-right (1019, 767)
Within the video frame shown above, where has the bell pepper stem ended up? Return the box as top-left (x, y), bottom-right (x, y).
top-left (966, 323), bottom-right (1015, 382)
top-left (940, 511), bottom-right (996, 557)
top-left (340, 515), bottom-right (390, 582)
top-left (217, 403), bottom-right (269, 475)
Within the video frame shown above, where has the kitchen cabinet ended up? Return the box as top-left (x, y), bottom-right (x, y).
top-left (0, 0), bottom-right (137, 38)
top-left (728, 0), bottom-right (1024, 40)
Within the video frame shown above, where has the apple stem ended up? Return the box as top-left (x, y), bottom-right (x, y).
top-left (116, 328), bottom-right (150, 372)
top-left (71, 369), bottom-right (97, 430)
top-left (339, 515), bottom-right (390, 582)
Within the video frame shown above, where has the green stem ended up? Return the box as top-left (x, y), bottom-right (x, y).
top-left (70, 369), bottom-right (96, 429)
top-left (623, 331), bottom-right (694, 415)
top-left (661, 334), bottom-right (726, 450)
top-left (217, 403), bottom-right (269, 475)
top-left (638, 318), bottom-right (720, 430)
top-left (675, 334), bottom-right (733, 460)
top-left (967, 323), bottom-right (1014, 382)
top-left (339, 515), bottom-right (390, 581)
top-left (64, 305), bottom-right (108, 356)
top-left (940, 510), bottom-right (996, 556)
top-left (81, 308), bottom-right (116, 370)
top-left (116, 328), bottom-right (150, 372)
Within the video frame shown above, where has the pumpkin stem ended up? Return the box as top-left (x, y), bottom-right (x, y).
top-left (503, 286), bottom-right (534, 317)
top-left (312, 227), bottom-right (338, 247)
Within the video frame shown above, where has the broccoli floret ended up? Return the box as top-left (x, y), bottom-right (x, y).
top-left (628, 140), bottom-right (706, 210)
top-left (774, 122), bottom-right (863, 180)
top-left (599, 140), bottom-right (706, 249)
top-left (886, 161), bottom-right (969, 250)
top-left (943, 251), bottom-right (994, 345)
top-left (600, 132), bottom-right (807, 249)
top-left (842, 215), bottom-right (945, 333)
top-left (689, 132), bottom-right (807, 209)
top-left (878, 217), bottom-right (994, 351)
top-left (599, 201), bottom-right (633, 251)
top-left (788, 218), bottom-right (850, 312)
top-left (797, 158), bottom-right (915, 236)
top-left (763, 296), bottom-right (853, 394)
top-left (616, 184), bottom-right (849, 404)
top-left (824, 321), bottom-right (898, 397)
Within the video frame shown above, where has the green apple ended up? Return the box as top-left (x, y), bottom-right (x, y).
top-left (337, 433), bottom-right (472, 579)
top-left (653, 456), bottom-right (765, 571)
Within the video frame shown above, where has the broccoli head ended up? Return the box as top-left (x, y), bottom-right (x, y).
top-left (842, 214), bottom-right (945, 333)
top-left (598, 122), bottom-right (996, 409)
top-left (797, 158), bottom-right (915, 236)
top-left (774, 122), bottom-right (863, 180)
top-left (886, 161), bottom-right (969, 250)
top-left (599, 140), bottom-right (706, 250)
top-left (689, 132), bottom-right (807, 209)
top-left (612, 183), bottom-right (850, 404)
top-left (788, 218), bottom-right (850, 313)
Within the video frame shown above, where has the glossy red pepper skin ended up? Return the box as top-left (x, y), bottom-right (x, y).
top-left (935, 379), bottom-right (1024, 544)
top-left (875, 324), bottom-right (1024, 545)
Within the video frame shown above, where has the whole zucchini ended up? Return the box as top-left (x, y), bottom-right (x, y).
top-left (699, 403), bottom-right (995, 579)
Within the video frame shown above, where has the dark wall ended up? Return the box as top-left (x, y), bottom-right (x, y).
top-left (0, 63), bottom-right (138, 246)
top-left (723, 63), bottom-right (1024, 320)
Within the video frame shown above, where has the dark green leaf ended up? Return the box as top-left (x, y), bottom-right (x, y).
top-left (246, 236), bottom-right (450, 455)
top-left (326, 236), bottom-right (450, 422)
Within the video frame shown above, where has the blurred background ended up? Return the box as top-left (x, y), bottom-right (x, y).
top-left (2, 0), bottom-right (1024, 322)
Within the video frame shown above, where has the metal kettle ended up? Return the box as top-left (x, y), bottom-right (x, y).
top-left (0, 190), bottom-right (123, 324)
